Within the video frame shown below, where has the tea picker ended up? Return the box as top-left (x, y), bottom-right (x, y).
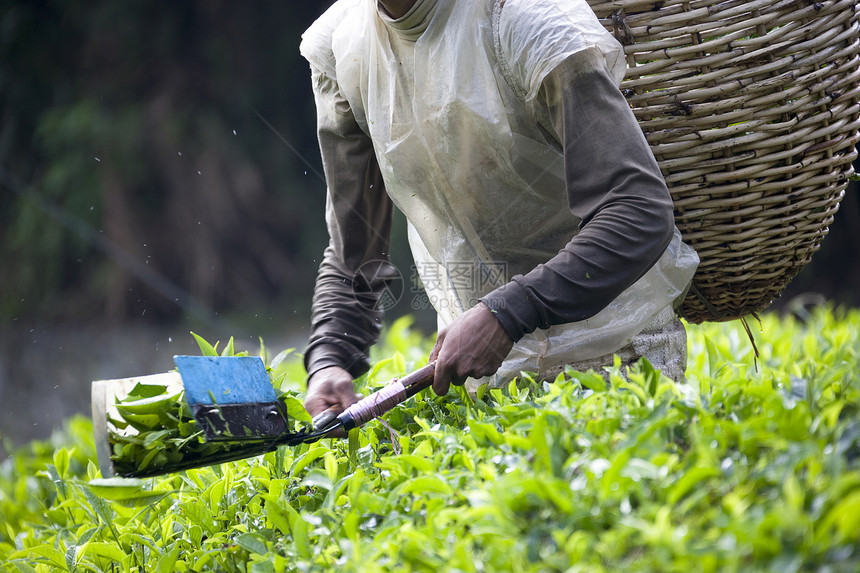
top-left (301, 0), bottom-right (860, 411)
top-left (91, 356), bottom-right (435, 478)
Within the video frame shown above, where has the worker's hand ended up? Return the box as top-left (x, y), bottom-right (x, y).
top-left (304, 366), bottom-right (361, 437)
top-left (429, 302), bottom-right (514, 396)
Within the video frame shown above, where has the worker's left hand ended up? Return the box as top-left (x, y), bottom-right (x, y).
top-left (304, 365), bottom-right (361, 438)
top-left (429, 302), bottom-right (514, 396)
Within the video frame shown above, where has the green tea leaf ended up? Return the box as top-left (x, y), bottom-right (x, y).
top-left (281, 395), bottom-right (312, 424)
top-left (221, 336), bottom-right (236, 357)
top-left (235, 532), bottom-right (268, 556)
top-left (8, 545), bottom-right (66, 568)
top-left (125, 383), bottom-right (169, 400)
top-left (53, 448), bottom-right (70, 479)
top-left (65, 545), bottom-right (78, 572)
top-left (704, 334), bottom-right (721, 379)
top-left (86, 477), bottom-right (149, 499)
top-left (82, 542), bottom-right (126, 563)
top-left (394, 475), bottom-right (453, 497)
top-left (191, 331), bottom-right (219, 357)
top-left (302, 469), bottom-right (332, 490)
top-left (270, 347), bottom-right (294, 369)
top-left (86, 477), bottom-right (171, 507)
top-left (115, 392), bottom-right (180, 415)
top-left (155, 547), bottom-right (181, 573)
top-left (818, 490), bottom-right (860, 542)
top-left (667, 466), bottom-right (721, 504)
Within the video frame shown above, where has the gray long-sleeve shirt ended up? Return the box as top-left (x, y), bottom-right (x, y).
top-left (303, 7), bottom-right (674, 380)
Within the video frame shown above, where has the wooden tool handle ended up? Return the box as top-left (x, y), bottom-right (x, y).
top-left (401, 361), bottom-right (436, 398)
top-left (312, 362), bottom-right (436, 432)
top-left (337, 362), bottom-right (437, 431)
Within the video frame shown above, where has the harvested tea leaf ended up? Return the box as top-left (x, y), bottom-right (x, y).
top-left (86, 478), bottom-right (172, 507)
top-left (106, 380), bottom-right (311, 477)
top-left (125, 383), bottom-right (172, 400)
top-left (86, 477), bottom-right (148, 500)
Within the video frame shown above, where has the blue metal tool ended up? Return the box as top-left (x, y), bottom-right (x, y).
top-left (92, 356), bottom-right (436, 478)
top-left (174, 355), bottom-right (275, 405)
top-left (174, 356), bottom-right (436, 443)
top-left (174, 355), bottom-right (289, 441)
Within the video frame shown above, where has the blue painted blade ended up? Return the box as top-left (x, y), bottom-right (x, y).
top-left (174, 355), bottom-right (275, 406)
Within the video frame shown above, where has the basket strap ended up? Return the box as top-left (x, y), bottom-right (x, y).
top-left (688, 283), bottom-right (722, 321)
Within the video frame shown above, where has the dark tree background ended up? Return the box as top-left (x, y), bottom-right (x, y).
top-left (1, 1), bottom-right (343, 327)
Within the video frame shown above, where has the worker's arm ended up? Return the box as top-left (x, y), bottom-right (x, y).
top-left (480, 47), bottom-right (675, 340)
top-left (433, 50), bottom-right (674, 393)
top-left (303, 66), bottom-right (395, 417)
top-left (433, 48), bottom-right (674, 391)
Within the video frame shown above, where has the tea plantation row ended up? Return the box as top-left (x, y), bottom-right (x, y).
top-left (1, 308), bottom-right (858, 572)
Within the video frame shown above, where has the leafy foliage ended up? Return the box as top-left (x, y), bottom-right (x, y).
top-left (1, 310), bottom-right (859, 572)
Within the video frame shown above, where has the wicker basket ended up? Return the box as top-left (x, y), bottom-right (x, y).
top-left (587, 0), bottom-right (860, 323)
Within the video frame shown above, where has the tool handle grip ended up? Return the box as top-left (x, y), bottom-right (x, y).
top-left (338, 362), bottom-right (436, 431)
top-left (400, 361), bottom-right (436, 398)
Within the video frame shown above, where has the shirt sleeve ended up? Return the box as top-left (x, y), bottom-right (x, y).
top-left (481, 47), bottom-right (675, 341)
top-left (303, 66), bottom-right (396, 380)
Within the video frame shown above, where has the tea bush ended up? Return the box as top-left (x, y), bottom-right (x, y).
top-left (1, 308), bottom-right (858, 572)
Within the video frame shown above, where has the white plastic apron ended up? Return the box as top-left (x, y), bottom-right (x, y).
top-left (301, 0), bottom-right (699, 387)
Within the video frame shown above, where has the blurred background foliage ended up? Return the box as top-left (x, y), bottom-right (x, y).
top-left (2, 0), bottom-right (358, 328)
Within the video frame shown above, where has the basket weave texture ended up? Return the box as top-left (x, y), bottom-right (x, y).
top-left (587, 0), bottom-right (860, 323)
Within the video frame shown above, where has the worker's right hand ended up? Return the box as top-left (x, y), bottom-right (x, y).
top-left (304, 365), bottom-right (361, 437)
top-left (430, 301), bottom-right (513, 396)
